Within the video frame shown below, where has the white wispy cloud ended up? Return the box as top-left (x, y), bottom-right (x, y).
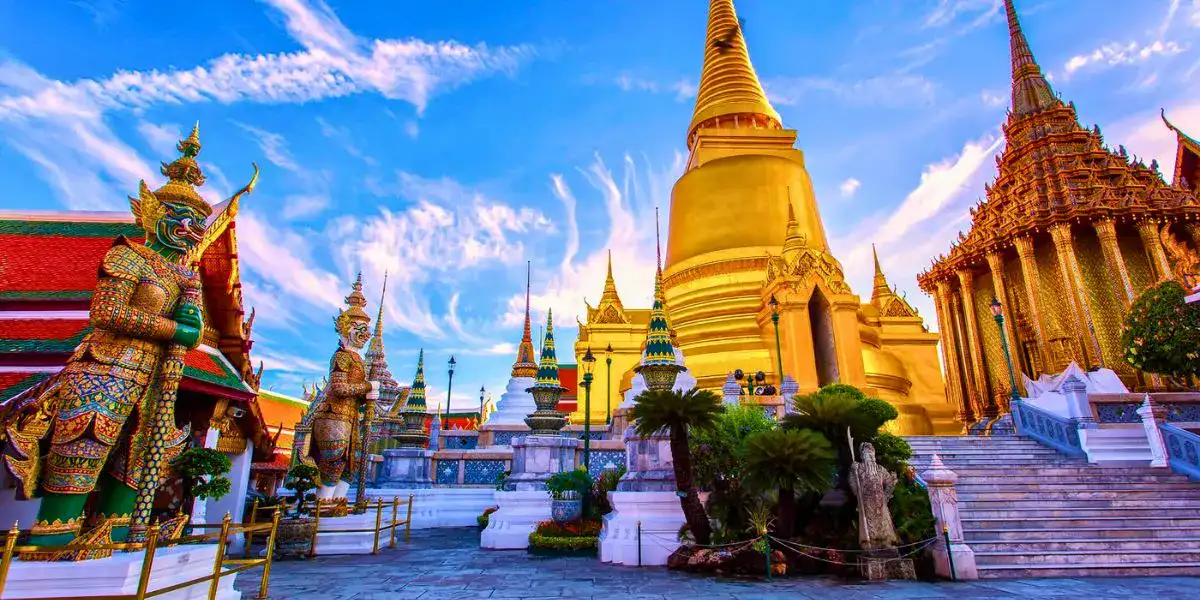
top-left (1064, 40), bottom-right (1189, 77)
top-left (233, 122), bottom-right (332, 220)
top-left (609, 73), bottom-right (696, 102)
top-left (1111, 101), bottom-right (1200, 184)
top-left (839, 178), bottom-right (862, 199)
top-left (767, 75), bottom-right (937, 109)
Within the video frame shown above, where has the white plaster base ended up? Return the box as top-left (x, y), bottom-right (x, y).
top-left (312, 512), bottom-right (386, 555)
top-left (361, 487), bottom-right (497, 529)
top-left (932, 542), bottom-right (978, 580)
top-left (599, 491), bottom-right (686, 566)
top-left (1, 545), bottom-right (237, 599)
top-left (480, 491), bottom-right (550, 550)
top-left (484, 377), bottom-right (537, 427)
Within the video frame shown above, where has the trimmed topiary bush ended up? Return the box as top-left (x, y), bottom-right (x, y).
top-left (1122, 280), bottom-right (1200, 384)
top-left (527, 519), bottom-right (601, 556)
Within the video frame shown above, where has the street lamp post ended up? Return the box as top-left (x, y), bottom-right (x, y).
top-left (604, 344), bottom-right (613, 426)
top-left (768, 295), bottom-right (784, 385)
top-left (733, 369), bottom-right (776, 401)
top-left (445, 355), bottom-right (456, 421)
top-left (478, 385), bottom-right (486, 428)
top-left (990, 297), bottom-right (1021, 412)
top-left (581, 348), bottom-right (597, 473)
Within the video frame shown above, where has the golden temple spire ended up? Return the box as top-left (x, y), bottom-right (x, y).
top-left (687, 0), bottom-right (782, 146)
top-left (871, 244), bottom-right (892, 301)
top-left (1005, 0), bottom-right (1058, 117)
top-left (598, 249), bottom-right (624, 311)
top-left (511, 261), bottom-right (538, 379)
top-left (781, 193), bottom-right (806, 264)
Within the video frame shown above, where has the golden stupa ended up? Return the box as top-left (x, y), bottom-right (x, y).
top-left (574, 0), bottom-right (958, 435)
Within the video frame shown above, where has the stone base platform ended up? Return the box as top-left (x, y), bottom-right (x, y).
top-left (480, 491), bottom-right (550, 550)
top-left (362, 487), bottom-right (496, 529)
top-left (599, 491), bottom-right (686, 566)
top-left (313, 512), bottom-right (387, 555)
top-left (3, 545), bottom-right (237, 599)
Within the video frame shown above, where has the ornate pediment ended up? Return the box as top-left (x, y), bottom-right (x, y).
top-left (764, 248), bottom-right (852, 295)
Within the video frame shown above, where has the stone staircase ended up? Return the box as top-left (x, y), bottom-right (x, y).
top-left (907, 435), bottom-right (1200, 578)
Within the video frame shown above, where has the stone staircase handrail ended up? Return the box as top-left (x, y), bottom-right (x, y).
top-left (1011, 400), bottom-right (1087, 458)
top-left (1161, 423), bottom-right (1200, 481)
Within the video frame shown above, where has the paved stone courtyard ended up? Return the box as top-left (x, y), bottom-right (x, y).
top-left (235, 528), bottom-right (1199, 599)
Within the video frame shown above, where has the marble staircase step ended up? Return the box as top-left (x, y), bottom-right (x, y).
top-left (962, 498), bottom-right (1200, 509)
top-left (959, 489), bottom-right (1200, 501)
top-left (955, 482), bottom-right (1200, 492)
top-left (947, 474), bottom-right (1192, 485)
top-left (974, 548), bottom-right (1200, 566)
top-left (971, 538), bottom-right (1200, 553)
top-left (962, 506), bottom-right (1200, 519)
top-left (977, 562), bottom-right (1200, 579)
top-left (930, 466), bottom-right (1178, 477)
top-left (965, 526), bottom-right (1200, 541)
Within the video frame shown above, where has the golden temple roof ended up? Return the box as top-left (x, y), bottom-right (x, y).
top-left (1005, 0), bottom-right (1059, 118)
top-left (870, 244), bottom-right (918, 318)
top-left (687, 0), bottom-right (782, 146)
top-left (511, 262), bottom-right (538, 379)
top-left (587, 250), bottom-right (629, 325)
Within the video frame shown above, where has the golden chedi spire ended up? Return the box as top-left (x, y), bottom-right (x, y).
top-left (871, 244), bottom-right (891, 301)
top-left (511, 262), bottom-right (538, 379)
top-left (687, 0), bottom-right (782, 148)
top-left (588, 249), bottom-right (630, 325)
top-left (1005, 0), bottom-right (1059, 118)
top-left (599, 250), bottom-right (624, 311)
top-left (780, 200), bottom-right (806, 264)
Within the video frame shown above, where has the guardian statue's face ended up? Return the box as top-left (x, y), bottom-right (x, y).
top-left (155, 201), bottom-right (208, 253)
top-left (342, 321), bottom-right (371, 351)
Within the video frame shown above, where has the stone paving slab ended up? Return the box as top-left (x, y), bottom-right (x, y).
top-left (235, 528), bottom-right (1199, 599)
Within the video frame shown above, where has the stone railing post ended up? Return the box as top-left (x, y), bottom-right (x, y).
top-left (920, 454), bottom-right (977, 580)
top-left (1061, 374), bottom-right (1095, 427)
top-left (1137, 394), bottom-right (1169, 467)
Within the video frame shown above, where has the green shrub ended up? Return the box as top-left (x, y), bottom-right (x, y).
top-left (856, 398), bottom-right (900, 432)
top-left (478, 506), bottom-right (498, 528)
top-left (690, 404), bottom-right (775, 536)
top-left (528, 532), bottom-right (599, 551)
top-left (593, 466), bottom-right (626, 517)
top-left (1122, 280), bottom-right (1200, 381)
top-left (890, 476), bottom-right (936, 545)
top-left (546, 468), bottom-right (592, 500)
top-left (284, 464), bottom-right (320, 517)
top-left (870, 432), bottom-right (912, 474)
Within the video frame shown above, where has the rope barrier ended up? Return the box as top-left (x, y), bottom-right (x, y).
top-left (768, 535), bottom-right (938, 568)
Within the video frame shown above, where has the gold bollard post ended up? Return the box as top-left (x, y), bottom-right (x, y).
top-left (389, 497), bottom-right (399, 549)
top-left (372, 498), bottom-right (383, 554)
top-left (134, 524), bottom-right (161, 600)
top-left (244, 498), bottom-right (259, 559)
top-left (404, 494), bottom-right (414, 543)
top-left (309, 500), bottom-right (320, 558)
top-left (208, 513), bottom-right (232, 600)
top-left (0, 522), bottom-right (19, 598)
top-left (256, 508), bottom-right (281, 600)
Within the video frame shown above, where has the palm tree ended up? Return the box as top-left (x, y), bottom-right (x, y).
top-left (631, 387), bottom-right (724, 545)
top-left (743, 428), bottom-right (835, 538)
top-left (784, 384), bottom-right (874, 494)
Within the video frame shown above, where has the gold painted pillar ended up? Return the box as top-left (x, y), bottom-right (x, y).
top-left (830, 298), bottom-right (868, 388)
top-left (1013, 236), bottom-right (1052, 374)
top-left (1137, 219), bottom-right (1172, 283)
top-left (935, 279), bottom-right (972, 424)
top-left (1049, 223), bottom-right (1103, 369)
top-left (1094, 218), bottom-right (1135, 307)
top-left (775, 295), bottom-right (820, 392)
top-left (986, 250), bottom-right (1024, 400)
top-left (956, 268), bottom-right (996, 419)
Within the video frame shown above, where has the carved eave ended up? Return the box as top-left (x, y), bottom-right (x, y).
top-left (1163, 109), bottom-right (1200, 192)
top-left (762, 249), bottom-right (853, 297)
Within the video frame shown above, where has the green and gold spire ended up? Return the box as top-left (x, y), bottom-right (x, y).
top-left (642, 268), bottom-right (676, 368)
top-left (407, 349), bottom-right (427, 410)
top-left (396, 349), bottom-right (430, 447)
top-left (534, 310), bottom-right (560, 388)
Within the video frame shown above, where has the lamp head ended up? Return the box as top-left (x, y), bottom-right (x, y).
top-left (582, 346), bottom-right (597, 376)
top-left (734, 369), bottom-right (745, 381)
top-left (605, 343), bottom-right (613, 359)
top-left (448, 355), bottom-right (457, 374)
top-left (768, 295), bottom-right (779, 312)
top-left (754, 371), bottom-right (766, 383)
top-left (990, 296), bottom-right (1003, 318)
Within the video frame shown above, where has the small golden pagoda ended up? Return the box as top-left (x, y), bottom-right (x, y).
top-left (917, 0), bottom-right (1200, 425)
top-left (576, 0), bottom-right (957, 435)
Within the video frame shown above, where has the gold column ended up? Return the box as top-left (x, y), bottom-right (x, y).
top-left (1137, 219), bottom-right (1172, 282)
top-left (1014, 236), bottom-right (1052, 373)
top-left (1094, 218), bottom-right (1135, 307)
top-left (956, 268), bottom-right (996, 419)
top-left (986, 250), bottom-right (1024, 399)
top-left (934, 280), bottom-right (972, 424)
top-left (1049, 223), bottom-right (1103, 369)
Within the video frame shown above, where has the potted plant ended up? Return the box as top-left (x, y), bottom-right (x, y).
top-left (546, 469), bottom-right (590, 525)
top-left (275, 464), bottom-right (320, 558)
top-left (173, 447), bottom-right (233, 526)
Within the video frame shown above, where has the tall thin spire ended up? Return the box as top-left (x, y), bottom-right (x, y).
top-left (511, 262), bottom-right (537, 379)
top-left (1005, 0), bottom-right (1058, 117)
top-left (871, 244), bottom-right (891, 301)
top-left (688, 0), bottom-right (782, 145)
top-left (598, 249), bottom-right (625, 311)
top-left (655, 206), bottom-right (663, 273)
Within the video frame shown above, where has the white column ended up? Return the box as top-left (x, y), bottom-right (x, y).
top-left (1138, 394), bottom-right (1169, 468)
top-left (207, 440), bottom-right (254, 554)
top-left (920, 454), bottom-right (977, 580)
top-left (190, 428), bottom-right (221, 525)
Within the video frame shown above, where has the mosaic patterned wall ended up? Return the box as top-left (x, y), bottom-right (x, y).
top-left (586, 450), bottom-right (625, 477)
top-left (972, 271), bottom-right (1006, 402)
top-left (1035, 237), bottom-right (1078, 366)
top-left (436, 460), bottom-right (460, 485)
top-left (1118, 230), bottom-right (1154, 295)
top-left (443, 436), bottom-right (478, 450)
top-left (464, 459), bottom-right (508, 485)
top-left (1075, 230), bottom-right (1131, 375)
top-left (492, 431), bottom-right (520, 446)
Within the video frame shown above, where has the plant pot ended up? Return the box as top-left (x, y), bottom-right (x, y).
top-left (550, 498), bottom-right (582, 524)
top-left (274, 516), bottom-right (316, 559)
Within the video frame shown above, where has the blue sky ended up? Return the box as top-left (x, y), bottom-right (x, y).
top-left (1, 0), bottom-right (1198, 409)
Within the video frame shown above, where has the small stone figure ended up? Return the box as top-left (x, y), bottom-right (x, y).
top-left (849, 442), bottom-right (916, 581)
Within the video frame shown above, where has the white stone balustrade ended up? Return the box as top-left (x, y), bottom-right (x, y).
top-left (919, 454), bottom-right (977, 580)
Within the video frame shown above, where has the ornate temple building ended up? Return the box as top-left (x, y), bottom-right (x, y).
top-left (917, 0), bottom-right (1200, 425)
top-left (576, 0), bottom-right (956, 434)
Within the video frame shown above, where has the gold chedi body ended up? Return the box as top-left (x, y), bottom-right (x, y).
top-left (575, 0), bottom-right (957, 435)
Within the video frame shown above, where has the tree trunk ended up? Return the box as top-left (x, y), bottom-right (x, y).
top-left (669, 424), bottom-right (712, 545)
top-left (776, 484), bottom-right (795, 538)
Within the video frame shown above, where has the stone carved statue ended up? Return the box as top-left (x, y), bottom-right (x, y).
top-left (849, 442), bottom-right (915, 580)
top-left (294, 275), bottom-right (380, 499)
top-left (0, 125), bottom-right (258, 547)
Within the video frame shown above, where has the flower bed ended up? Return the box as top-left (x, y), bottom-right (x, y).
top-left (478, 506), bottom-right (498, 529)
top-left (527, 519), bottom-right (601, 557)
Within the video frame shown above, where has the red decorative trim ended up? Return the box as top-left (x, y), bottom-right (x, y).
top-left (0, 353), bottom-right (72, 366)
top-left (180, 377), bottom-right (255, 402)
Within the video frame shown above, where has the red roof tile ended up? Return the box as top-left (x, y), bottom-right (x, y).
top-left (0, 320), bottom-right (90, 341)
top-left (0, 220), bottom-right (143, 299)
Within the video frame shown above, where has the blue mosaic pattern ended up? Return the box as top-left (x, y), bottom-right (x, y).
top-left (565, 431), bottom-right (607, 441)
top-left (1013, 401), bottom-right (1085, 457)
top-left (587, 450), bottom-right (625, 479)
top-left (464, 459), bottom-right (508, 485)
top-left (1095, 402), bottom-right (1141, 423)
top-left (1162, 423), bottom-right (1200, 480)
top-left (444, 436), bottom-right (479, 450)
top-left (492, 431), bottom-right (519, 446)
top-left (1164, 403), bottom-right (1200, 423)
top-left (436, 460), bottom-right (460, 485)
